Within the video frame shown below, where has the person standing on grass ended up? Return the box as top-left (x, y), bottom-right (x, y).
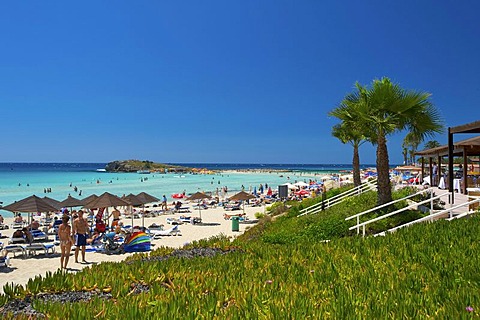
top-left (58, 215), bottom-right (74, 270)
top-left (73, 210), bottom-right (89, 263)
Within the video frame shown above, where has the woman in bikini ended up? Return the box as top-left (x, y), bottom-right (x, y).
top-left (58, 215), bottom-right (74, 270)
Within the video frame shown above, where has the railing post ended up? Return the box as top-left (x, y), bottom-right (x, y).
top-left (362, 224), bottom-right (365, 237)
top-left (357, 216), bottom-right (360, 235)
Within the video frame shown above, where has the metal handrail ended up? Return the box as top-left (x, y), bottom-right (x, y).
top-left (384, 197), bottom-right (480, 234)
top-left (297, 179), bottom-right (377, 217)
top-left (345, 187), bottom-right (435, 221)
top-left (349, 192), bottom-right (450, 236)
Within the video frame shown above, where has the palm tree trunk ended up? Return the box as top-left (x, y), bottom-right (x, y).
top-left (376, 134), bottom-right (392, 205)
top-left (353, 144), bottom-right (361, 187)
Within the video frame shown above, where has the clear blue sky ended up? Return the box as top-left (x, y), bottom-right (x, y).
top-left (1, 1), bottom-right (479, 164)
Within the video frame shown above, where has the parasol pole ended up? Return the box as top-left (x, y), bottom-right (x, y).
top-left (130, 205), bottom-right (134, 229)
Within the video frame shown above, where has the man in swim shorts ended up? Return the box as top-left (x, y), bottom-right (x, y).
top-left (73, 210), bottom-right (89, 263)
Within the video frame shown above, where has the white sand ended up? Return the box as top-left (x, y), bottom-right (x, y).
top-left (0, 203), bottom-right (265, 293)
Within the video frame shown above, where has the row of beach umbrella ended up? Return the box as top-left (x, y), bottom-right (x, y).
top-left (0, 190), bottom-right (259, 226)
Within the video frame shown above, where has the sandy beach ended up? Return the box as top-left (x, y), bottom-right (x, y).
top-left (0, 202), bottom-right (264, 293)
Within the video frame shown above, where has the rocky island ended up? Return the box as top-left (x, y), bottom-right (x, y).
top-left (104, 160), bottom-right (191, 173)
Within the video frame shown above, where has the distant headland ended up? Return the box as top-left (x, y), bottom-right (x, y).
top-left (105, 160), bottom-right (192, 173)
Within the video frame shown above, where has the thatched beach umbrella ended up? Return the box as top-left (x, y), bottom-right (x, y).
top-left (229, 191), bottom-right (256, 214)
top-left (135, 192), bottom-right (160, 228)
top-left (84, 192), bottom-right (130, 228)
top-left (186, 192), bottom-right (211, 220)
top-left (42, 196), bottom-right (63, 211)
top-left (2, 195), bottom-right (59, 227)
top-left (60, 195), bottom-right (84, 214)
top-left (122, 193), bottom-right (144, 228)
top-left (136, 192), bottom-right (160, 204)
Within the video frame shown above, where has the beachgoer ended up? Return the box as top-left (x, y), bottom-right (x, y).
top-left (0, 214), bottom-right (4, 224)
top-left (73, 210), bottom-right (89, 263)
top-left (109, 207), bottom-right (121, 229)
top-left (162, 195), bottom-right (168, 211)
top-left (58, 215), bottom-right (74, 269)
top-left (14, 213), bottom-right (23, 224)
top-left (432, 162), bottom-right (438, 186)
top-left (22, 227), bottom-right (33, 244)
top-left (29, 219), bottom-right (40, 230)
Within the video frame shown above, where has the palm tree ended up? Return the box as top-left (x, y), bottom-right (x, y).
top-left (423, 140), bottom-right (441, 150)
top-left (404, 132), bottom-right (422, 165)
top-left (331, 122), bottom-right (365, 187)
top-left (349, 78), bottom-right (443, 205)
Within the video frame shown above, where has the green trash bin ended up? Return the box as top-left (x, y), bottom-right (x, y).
top-left (231, 216), bottom-right (240, 232)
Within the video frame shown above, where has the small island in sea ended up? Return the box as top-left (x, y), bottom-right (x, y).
top-left (104, 160), bottom-right (192, 173)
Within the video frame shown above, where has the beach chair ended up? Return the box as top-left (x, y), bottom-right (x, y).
top-left (148, 225), bottom-right (182, 238)
top-left (31, 230), bottom-right (49, 242)
top-left (0, 223), bottom-right (9, 230)
top-left (11, 221), bottom-right (25, 229)
top-left (25, 243), bottom-right (56, 256)
top-left (9, 237), bottom-right (27, 244)
top-left (4, 244), bottom-right (27, 258)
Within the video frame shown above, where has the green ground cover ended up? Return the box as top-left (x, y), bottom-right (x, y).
top-left (2, 188), bottom-right (479, 319)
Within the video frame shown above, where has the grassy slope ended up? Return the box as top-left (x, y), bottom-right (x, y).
top-left (2, 188), bottom-right (480, 318)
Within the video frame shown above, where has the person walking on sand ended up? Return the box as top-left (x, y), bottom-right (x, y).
top-left (73, 210), bottom-right (89, 263)
top-left (58, 215), bottom-right (74, 270)
top-left (162, 195), bottom-right (168, 211)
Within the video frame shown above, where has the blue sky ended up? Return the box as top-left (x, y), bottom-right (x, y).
top-left (1, 1), bottom-right (479, 164)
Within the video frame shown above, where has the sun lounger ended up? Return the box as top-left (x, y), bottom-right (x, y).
top-left (11, 221), bottom-right (25, 229)
top-left (0, 256), bottom-right (9, 268)
top-left (0, 224), bottom-right (9, 230)
top-left (166, 217), bottom-right (183, 225)
top-left (148, 225), bottom-right (181, 238)
top-left (174, 207), bottom-right (191, 213)
top-left (4, 244), bottom-right (27, 258)
top-left (31, 230), bottom-right (49, 242)
top-left (25, 243), bottom-right (56, 256)
top-left (9, 237), bottom-right (27, 244)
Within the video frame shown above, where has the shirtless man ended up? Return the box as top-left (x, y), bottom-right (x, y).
top-left (58, 215), bottom-right (74, 269)
top-left (109, 207), bottom-right (121, 229)
top-left (72, 210), bottom-right (89, 263)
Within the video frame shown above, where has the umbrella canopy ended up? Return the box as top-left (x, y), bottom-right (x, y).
top-left (83, 192), bottom-right (130, 209)
top-left (60, 195), bottom-right (84, 208)
top-left (186, 192), bottom-right (211, 221)
top-left (295, 189), bottom-right (310, 196)
top-left (228, 191), bottom-right (256, 201)
top-left (42, 196), bottom-right (63, 210)
top-left (2, 195), bottom-right (59, 213)
top-left (294, 181), bottom-right (309, 187)
top-left (122, 194), bottom-right (144, 206)
top-left (186, 192), bottom-right (211, 201)
top-left (136, 192), bottom-right (160, 204)
top-left (81, 194), bottom-right (98, 206)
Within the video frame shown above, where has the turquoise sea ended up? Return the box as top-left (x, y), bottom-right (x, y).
top-left (0, 163), bottom-right (366, 216)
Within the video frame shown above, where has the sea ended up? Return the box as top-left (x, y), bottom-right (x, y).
top-left (0, 163), bottom-right (373, 216)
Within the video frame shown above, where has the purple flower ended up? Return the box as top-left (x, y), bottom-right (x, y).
top-left (466, 306), bottom-right (474, 312)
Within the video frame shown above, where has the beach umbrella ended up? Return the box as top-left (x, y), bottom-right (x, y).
top-left (136, 192), bottom-right (160, 204)
top-left (84, 192), bottom-right (130, 228)
top-left (294, 181), bottom-right (309, 187)
top-left (135, 192), bottom-right (160, 228)
top-left (229, 191), bottom-right (256, 214)
top-left (42, 196), bottom-right (63, 210)
top-left (2, 195), bottom-right (59, 227)
top-left (186, 192), bottom-right (211, 220)
top-left (295, 189), bottom-right (310, 196)
top-left (122, 193), bottom-right (143, 228)
top-left (59, 195), bottom-right (84, 214)
top-left (83, 192), bottom-right (129, 209)
top-left (81, 194), bottom-right (98, 206)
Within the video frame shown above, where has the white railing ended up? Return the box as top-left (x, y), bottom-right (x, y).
top-left (297, 179), bottom-right (377, 217)
top-left (348, 190), bottom-right (449, 236)
top-left (382, 196), bottom-right (480, 235)
top-left (345, 187), bottom-right (437, 234)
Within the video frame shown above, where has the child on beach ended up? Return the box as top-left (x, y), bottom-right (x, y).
top-left (58, 215), bottom-right (74, 270)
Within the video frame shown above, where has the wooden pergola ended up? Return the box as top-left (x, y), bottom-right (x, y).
top-left (417, 120), bottom-right (480, 202)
